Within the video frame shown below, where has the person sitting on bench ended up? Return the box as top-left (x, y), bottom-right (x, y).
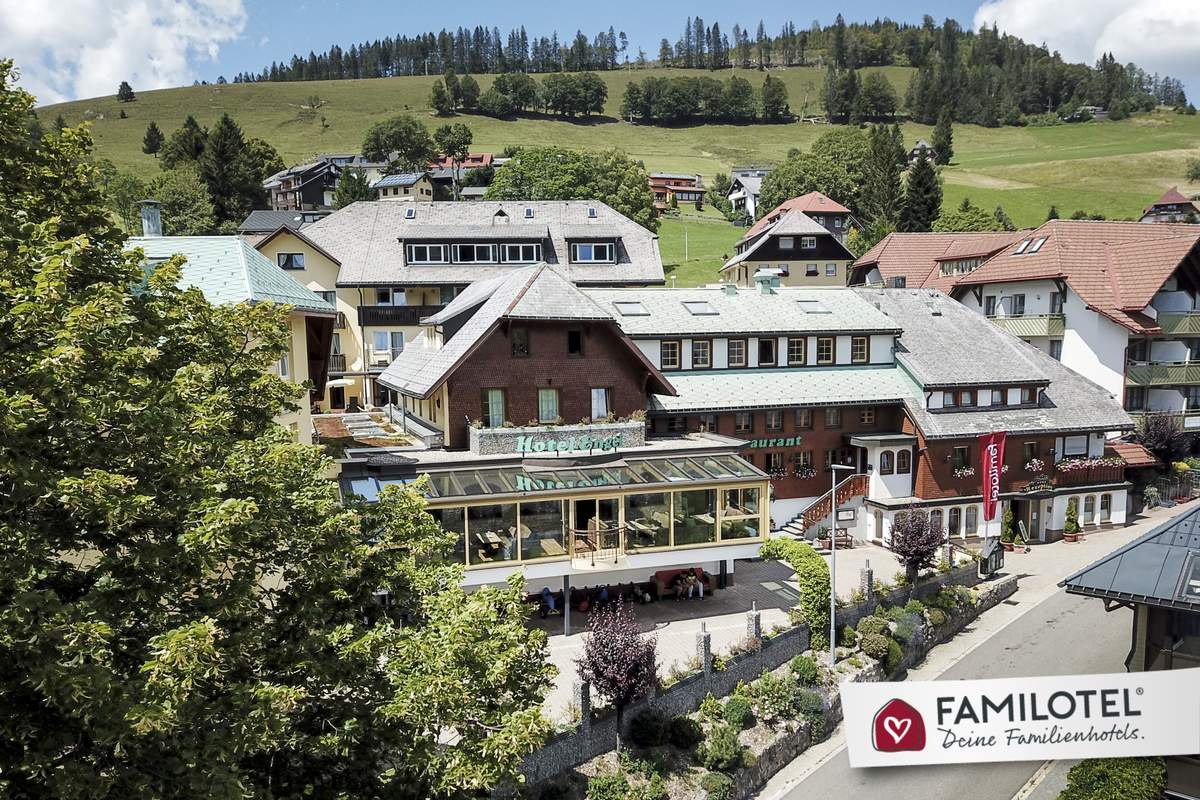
top-left (540, 587), bottom-right (557, 618)
top-left (684, 568), bottom-right (704, 600)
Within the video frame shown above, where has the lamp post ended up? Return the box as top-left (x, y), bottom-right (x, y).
top-left (829, 463), bottom-right (854, 666)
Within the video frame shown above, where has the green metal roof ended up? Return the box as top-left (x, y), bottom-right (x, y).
top-left (127, 236), bottom-right (335, 315)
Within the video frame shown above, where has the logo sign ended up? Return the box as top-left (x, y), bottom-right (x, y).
top-left (515, 434), bottom-right (621, 454)
top-left (978, 431), bottom-right (1006, 522)
top-left (844, 668), bottom-right (1200, 767)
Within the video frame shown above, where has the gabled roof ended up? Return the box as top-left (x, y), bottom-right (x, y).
top-left (371, 172), bottom-right (427, 189)
top-left (739, 192), bottom-right (852, 244)
top-left (723, 209), bottom-right (852, 271)
top-left (851, 231), bottom-right (1027, 292)
top-left (1062, 503), bottom-right (1200, 611)
top-left (728, 175), bottom-right (762, 196)
top-left (954, 220), bottom-right (1200, 333)
top-left (127, 236), bottom-right (336, 315)
top-left (1145, 186), bottom-right (1198, 212)
top-left (253, 225), bottom-right (342, 267)
top-left (238, 209), bottom-right (321, 233)
top-left (303, 200), bottom-right (664, 286)
top-left (377, 264), bottom-right (674, 398)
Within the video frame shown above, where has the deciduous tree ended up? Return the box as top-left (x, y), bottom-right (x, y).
top-left (459, 74), bottom-right (480, 108)
top-left (760, 74), bottom-right (789, 121)
top-left (577, 599), bottom-right (657, 753)
top-left (434, 122), bottom-right (473, 199)
top-left (933, 197), bottom-right (998, 232)
top-left (362, 114), bottom-right (435, 173)
top-left (891, 507), bottom-right (944, 584)
top-left (430, 79), bottom-right (453, 116)
top-left (147, 166), bottom-right (216, 235)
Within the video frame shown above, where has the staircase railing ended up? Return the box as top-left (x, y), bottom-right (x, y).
top-left (571, 525), bottom-right (625, 566)
top-left (796, 473), bottom-right (869, 533)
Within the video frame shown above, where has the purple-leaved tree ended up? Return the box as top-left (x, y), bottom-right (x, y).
top-left (891, 506), bottom-right (944, 584)
top-left (576, 597), bottom-right (658, 752)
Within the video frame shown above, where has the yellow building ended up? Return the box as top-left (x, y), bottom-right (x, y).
top-left (720, 209), bottom-right (856, 288)
top-left (128, 229), bottom-right (336, 444)
top-left (370, 172), bottom-right (435, 200)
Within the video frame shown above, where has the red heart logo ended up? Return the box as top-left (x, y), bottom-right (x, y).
top-left (872, 698), bottom-right (926, 752)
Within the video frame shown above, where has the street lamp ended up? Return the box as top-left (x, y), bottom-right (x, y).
top-left (828, 463), bottom-right (855, 667)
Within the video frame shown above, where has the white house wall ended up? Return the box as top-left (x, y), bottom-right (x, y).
top-left (1059, 288), bottom-right (1129, 400)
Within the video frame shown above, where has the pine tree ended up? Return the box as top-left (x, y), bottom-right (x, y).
top-left (116, 80), bottom-right (135, 102)
top-left (53, 114), bottom-right (66, 134)
top-left (994, 205), bottom-right (1016, 231)
top-left (199, 113), bottom-right (266, 225)
top-left (142, 121), bottom-right (163, 157)
top-left (333, 167), bottom-right (373, 208)
top-left (159, 115), bottom-right (207, 170)
top-left (1047, 205), bottom-right (1060, 220)
top-left (832, 14), bottom-right (847, 69)
top-left (459, 74), bottom-right (480, 108)
top-left (860, 124), bottom-right (904, 228)
top-left (430, 80), bottom-right (453, 115)
top-left (443, 68), bottom-right (461, 109)
top-left (898, 152), bottom-right (942, 232)
top-left (931, 109), bottom-right (954, 165)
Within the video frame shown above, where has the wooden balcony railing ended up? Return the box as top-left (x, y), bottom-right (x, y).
top-left (986, 313), bottom-right (1065, 338)
top-left (357, 305), bottom-right (445, 327)
top-left (327, 353), bottom-right (347, 372)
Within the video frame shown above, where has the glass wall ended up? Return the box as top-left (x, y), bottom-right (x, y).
top-left (626, 491), bottom-right (671, 550)
top-left (675, 489), bottom-right (717, 545)
top-left (720, 486), bottom-right (761, 540)
top-left (519, 500), bottom-right (565, 560)
top-left (467, 503), bottom-right (518, 565)
top-left (429, 506), bottom-right (465, 564)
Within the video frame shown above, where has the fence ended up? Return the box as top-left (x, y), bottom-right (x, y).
top-left (1154, 471), bottom-right (1196, 503)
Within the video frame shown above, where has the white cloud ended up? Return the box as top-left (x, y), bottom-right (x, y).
top-left (975, 0), bottom-right (1200, 97)
top-left (0, 0), bottom-right (246, 104)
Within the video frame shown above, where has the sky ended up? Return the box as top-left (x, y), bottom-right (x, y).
top-left (2, 0), bottom-right (1197, 106)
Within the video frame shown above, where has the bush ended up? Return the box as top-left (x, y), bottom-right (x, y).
top-left (667, 716), bottom-right (704, 750)
top-left (892, 617), bottom-right (918, 644)
top-left (761, 538), bottom-right (831, 649)
top-left (860, 633), bottom-right (891, 661)
top-left (723, 695), bottom-right (753, 729)
top-left (697, 724), bottom-right (746, 772)
top-left (839, 624), bottom-right (858, 646)
top-left (885, 639), bottom-right (903, 673)
top-left (795, 688), bottom-right (825, 726)
top-left (700, 771), bottom-right (733, 800)
top-left (699, 693), bottom-right (722, 721)
top-left (885, 606), bottom-right (909, 623)
top-left (857, 615), bottom-right (891, 638)
top-left (926, 608), bottom-right (948, 627)
top-left (904, 599), bottom-right (926, 615)
top-left (628, 774), bottom-right (668, 800)
top-left (630, 708), bottom-right (670, 748)
top-left (790, 654), bottom-right (819, 685)
top-left (1059, 757), bottom-right (1165, 800)
top-left (586, 771), bottom-right (630, 800)
top-left (750, 670), bottom-right (798, 721)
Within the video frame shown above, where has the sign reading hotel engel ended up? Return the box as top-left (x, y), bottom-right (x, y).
top-left (515, 434), bottom-right (621, 454)
top-left (843, 669), bottom-right (1200, 767)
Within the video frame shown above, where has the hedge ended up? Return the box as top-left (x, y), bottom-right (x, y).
top-left (1059, 757), bottom-right (1165, 800)
top-left (760, 538), bottom-right (831, 648)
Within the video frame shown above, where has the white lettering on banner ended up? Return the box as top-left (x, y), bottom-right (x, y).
top-left (842, 668), bottom-right (1200, 767)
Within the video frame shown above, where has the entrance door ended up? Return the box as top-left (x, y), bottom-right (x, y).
top-left (330, 386), bottom-right (346, 410)
top-left (571, 497), bottom-right (622, 557)
top-left (1017, 500), bottom-right (1044, 543)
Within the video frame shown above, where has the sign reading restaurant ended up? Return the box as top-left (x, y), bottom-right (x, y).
top-left (742, 436), bottom-right (803, 449)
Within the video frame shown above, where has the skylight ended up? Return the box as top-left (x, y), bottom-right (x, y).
top-left (1028, 237), bottom-right (1048, 253)
top-left (524, 207), bottom-right (534, 218)
top-left (796, 299), bottom-right (832, 314)
top-left (613, 301), bottom-right (649, 316)
top-left (404, 207), bottom-right (416, 219)
top-left (1178, 552), bottom-right (1200, 604)
top-left (587, 207), bottom-right (598, 218)
top-left (681, 300), bottom-right (718, 316)
top-left (1014, 239), bottom-right (1030, 254)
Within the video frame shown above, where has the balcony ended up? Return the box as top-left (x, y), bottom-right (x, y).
top-left (328, 352), bottom-right (347, 372)
top-left (1129, 410), bottom-right (1200, 431)
top-left (1155, 313), bottom-right (1200, 336)
top-left (1053, 462), bottom-right (1125, 487)
top-left (367, 348), bottom-right (404, 369)
top-left (986, 313), bottom-right (1065, 338)
top-left (358, 305), bottom-right (445, 327)
top-left (1125, 361), bottom-right (1200, 387)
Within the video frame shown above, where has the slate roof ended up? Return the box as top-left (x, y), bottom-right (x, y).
top-left (1062, 503), bottom-right (1200, 610)
top-left (851, 231), bottom-right (1027, 292)
top-left (739, 192), bottom-right (853, 244)
top-left (587, 286), bottom-right (901, 337)
top-left (302, 200), bottom-right (665, 286)
top-left (377, 265), bottom-right (673, 398)
top-left (127, 236), bottom-right (336, 315)
top-left (238, 209), bottom-right (327, 233)
top-left (650, 366), bottom-right (919, 413)
top-left (953, 221), bottom-right (1200, 333)
top-left (728, 175), bottom-right (762, 196)
top-left (723, 209), bottom-right (852, 270)
top-left (371, 172), bottom-right (427, 189)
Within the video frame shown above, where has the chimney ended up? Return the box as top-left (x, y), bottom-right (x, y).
top-left (721, 282), bottom-right (738, 296)
top-left (753, 271), bottom-right (779, 295)
top-left (139, 200), bottom-right (162, 237)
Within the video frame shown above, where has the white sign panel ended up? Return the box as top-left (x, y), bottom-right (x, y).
top-left (843, 669), bottom-right (1200, 767)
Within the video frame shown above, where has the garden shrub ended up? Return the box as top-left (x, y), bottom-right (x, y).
top-left (1059, 757), bottom-right (1165, 800)
top-left (761, 538), bottom-right (831, 648)
top-left (627, 773), bottom-right (668, 800)
top-left (697, 724), bottom-right (745, 772)
top-left (857, 615), bottom-right (891, 639)
top-left (667, 716), bottom-right (704, 750)
top-left (699, 693), bottom-right (722, 721)
top-left (722, 695), bottom-right (753, 729)
top-left (751, 670), bottom-right (799, 721)
top-left (586, 771), bottom-right (630, 800)
top-left (629, 708), bottom-right (669, 748)
top-left (699, 772), bottom-right (734, 800)
top-left (619, 750), bottom-right (659, 778)
top-left (860, 633), bottom-right (891, 661)
top-left (904, 599), bottom-right (926, 615)
top-left (892, 616), bottom-right (918, 645)
top-left (839, 624), bottom-right (858, 646)
top-left (926, 608), bottom-right (948, 627)
top-left (885, 606), bottom-right (909, 623)
top-left (885, 639), bottom-right (904, 673)
top-left (790, 654), bottom-right (819, 685)
top-left (795, 688), bottom-right (825, 727)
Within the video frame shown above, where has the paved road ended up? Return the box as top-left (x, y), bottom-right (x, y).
top-left (777, 588), bottom-right (1132, 800)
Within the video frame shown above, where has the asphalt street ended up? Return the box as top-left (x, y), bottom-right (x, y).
top-left (777, 588), bottom-right (1132, 800)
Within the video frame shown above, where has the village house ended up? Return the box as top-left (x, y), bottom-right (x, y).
top-left (649, 172), bottom-right (704, 213)
top-left (253, 200), bottom-right (666, 412)
top-left (726, 166), bottom-right (770, 219)
top-left (237, 209), bottom-right (330, 247)
top-left (370, 171), bottom-right (435, 200)
top-left (263, 153), bottom-right (389, 211)
top-left (721, 193), bottom-right (857, 287)
top-left (1141, 187), bottom-right (1200, 224)
top-left (849, 230), bottom-right (1028, 290)
top-left (908, 138), bottom-right (937, 164)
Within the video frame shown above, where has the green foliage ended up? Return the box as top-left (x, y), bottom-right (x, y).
top-left (333, 166), bottom-right (373, 209)
top-left (1065, 498), bottom-right (1081, 534)
top-left (934, 198), bottom-right (1001, 231)
top-left (892, 616), bottom-right (919, 645)
top-left (586, 771), bottom-right (630, 800)
top-left (541, 72), bottom-right (608, 117)
top-left (142, 121), bottom-right (163, 156)
top-left (1187, 157), bottom-right (1200, 184)
top-left (434, 122), bottom-right (474, 197)
top-left (898, 152), bottom-right (942, 232)
top-left (859, 123), bottom-right (905, 228)
top-left (159, 114), bottom-right (206, 169)
top-left (931, 109), bottom-right (954, 164)
top-left (430, 80), bottom-right (453, 116)
top-left (839, 624), bottom-right (858, 646)
top-left (722, 695), bottom-right (753, 729)
top-left (1001, 508), bottom-right (1015, 542)
top-left (0, 60), bottom-right (552, 798)
top-left (860, 633), bottom-right (891, 661)
top-left (1059, 757), bottom-right (1165, 800)
top-left (362, 114), bottom-right (435, 172)
top-left (749, 670), bottom-right (799, 721)
top-left (760, 74), bottom-right (790, 122)
top-left (479, 87), bottom-right (516, 118)
top-left (486, 146), bottom-right (658, 232)
top-left (794, 688), bottom-right (825, 726)
top-left (699, 693), bottom-right (723, 720)
top-left (904, 599), bottom-right (926, 615)
top-left (243, 136), bottom-right (285, 182)
top-left (102, 169), bottom-right (148, 232)
top-left (885, 639), bottom-right (904, 673)
top-left (699, 771), bottom-right (734, 800)
top-left (117, 80), bottom-right (135, 102)
top-left (630, 708), bottom-right (670, 748)
top-left (759, 128), bottom-right (866, 217)
top-left (927, 608), bottom-right (948, 626)
top-left (697, 724), bottom-right (746, 773)
top-left (857, 615), bottom-right (891, 639)
top-left (199, 113), bottom-right (267, 224)
top-left (759, 538), bottom-right (831, 650)
top-left (147, 166), bottom-right (216, 235)
top-left (667, 716), bottom-right (705, 750)
top-left (789, 655), bottom-right (819, 685)
top-left (459, 74), bottom-right (480, 109)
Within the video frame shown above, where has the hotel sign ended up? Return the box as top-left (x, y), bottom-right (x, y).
top-left (742, 437), bottom-right (803, 449)
top-left (515, 434), bottom-right (622, 454)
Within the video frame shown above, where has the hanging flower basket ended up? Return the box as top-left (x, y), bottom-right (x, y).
top-left (953, 465), bottom-right (976, 479)
top-left (1024, 458), bottom-right (1046, 472)
top-left (794, 465), bottom-right (817, 480)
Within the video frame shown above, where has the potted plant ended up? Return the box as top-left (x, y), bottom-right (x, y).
top-left (1063, 498), bottom-right (1082, 542)
top-left (1000, 509), bottom-right (1016, 551)
top-left (816, 525), bottom-right (832, 550)
top-left (1143, 485), bottom-right (1161, 510)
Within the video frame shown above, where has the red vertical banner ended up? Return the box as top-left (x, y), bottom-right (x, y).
top-left (978, 432), bottom-right (1006, 522)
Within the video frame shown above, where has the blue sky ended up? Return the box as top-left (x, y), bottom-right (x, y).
top-left (0, 0), bottom-right (1195, 104)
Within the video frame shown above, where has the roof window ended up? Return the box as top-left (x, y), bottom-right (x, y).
top-left (1028, 237), bottom-right (1048, 253)
top-left (1178, 552), bottom-right (1200, 604)
top-left (796, 299), bottom-right (832, 314)
top-left (1013, 239), bottom-right (1030, 254)
top-left (524, 207), bottom-right (534, 218)
top-left (587, 207), bottom-right (598, 218)
top-left (404, 207), bottom-right (416, 220)
top-left (613, 301), bottom-right (649, 316)
top-left (681, 300), bottom-right (718, 316)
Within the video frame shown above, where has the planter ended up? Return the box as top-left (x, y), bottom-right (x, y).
top-left (817, 538), bottom-right (832, 550)
top-left (1001, 541), bottom-right (1015, 552)
top-left (1063, 532), bottom-right (1082, 543)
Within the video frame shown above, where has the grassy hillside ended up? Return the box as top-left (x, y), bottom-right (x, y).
top-left (39, 66), bottom-right (1200, 228)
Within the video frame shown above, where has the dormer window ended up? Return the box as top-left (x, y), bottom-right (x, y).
top-left (571, 242), bottom-right (614, 263)
top-left (587, 207), bottom-right (598, 218)
top-left (501, 243), bottom-right (541, 263)
top-left (453, 244), bottom-right (498, 264)
top-left (404, 207), bottom-right (416, 220)
top-left (407, 243), bottom-right (448, 264)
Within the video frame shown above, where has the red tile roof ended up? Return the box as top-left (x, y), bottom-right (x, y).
top-left (852, 231), bottom-right (1027, 292)
top-left (739, 192), bottom-right (851, 244)
top-left (955, 220), bottom-right (1200, 333)
top-left (1107, 441), bottom-right (1160, 469)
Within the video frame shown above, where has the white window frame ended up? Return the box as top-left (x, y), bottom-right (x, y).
top-left (779, 236), bottom-right (795, 250)
top-left (452, 243), bottom-right (497, 264)
top-left (590, 387), bottom-right (611, 419)
top-left (570, 242), bottom-right (615, 263)
top-left (276, 252), bottom-right (305, 270)
top-left (800, 236), bottom-right (817, 249)
top-left (278, 352), bottom-right (290, 379)
top-left (407, 243), bottom-right (448, 264)
top-left (1063, 435), bottom-right (1088, 457)
top-left (538, 388), bottom-right (559, 423)
top-left (660, 340), bottom-right (681, 370)
top-left (501, 243), bottom-right (541, 263)
top-left (825, 263), bottom-right (837, 276)
top-left (483, 388), bottom-right (505, 428)
top-left (377, 287), bottom-right (408, 306)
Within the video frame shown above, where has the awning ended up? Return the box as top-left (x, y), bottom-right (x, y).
top-left (1107, 441), bottom-right (1161, 469)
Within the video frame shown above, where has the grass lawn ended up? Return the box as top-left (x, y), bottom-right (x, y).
top-left (658, 216), bottom-right (744, 287)
top-left (41, 66), bottom-right (1200, 228)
